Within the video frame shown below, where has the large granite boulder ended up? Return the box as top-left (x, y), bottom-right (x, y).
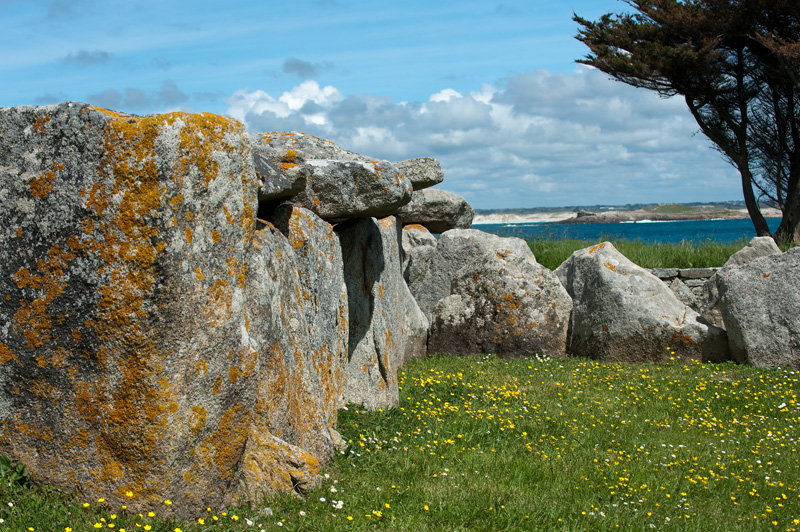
top-left (414, 229), bottom-right (571, 358)
top-left (700, 236), bottom-right (783, 328)
top-left (394, 157), bottom-right (444, 191)
top-left (716, 247), bottom-right (800, 368)
top-left (250, 132), bottom-right (412, 221)
top-left (401, 224), bottom-right (437, 295)
top-left (556, 242), bottom-right (729, 363)
top-left (0, 103), bottom-right (351, 515)
top-left (336, 216), bottom-right (428, 410)
top-left (0, 103), bottom-right (262, 513)
top-left (243, 205), bottom-right (348, 496)
top-left (397, 188), bottom-right (474, 234)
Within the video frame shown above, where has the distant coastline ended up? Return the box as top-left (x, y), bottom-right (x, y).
top-left (473, 203), bottom-right (782, 226)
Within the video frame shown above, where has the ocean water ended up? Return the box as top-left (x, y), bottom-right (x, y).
top-left (473, 217), bottom-right (783, 244)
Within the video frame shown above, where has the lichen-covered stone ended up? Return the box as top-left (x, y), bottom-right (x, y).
top-left (397, 188), bottom-right (474, 233)
top-left (416, 229), bottom-right (570, 358)
top-left (0, 102), bottom-right (261, 513)
top-left (717, 247), bottom-right (800, 368)
top-left (249, 135), bottom-right (308, 201)
top-left (336, 216), bottom-right (428, 410)
top-left (401, 224), bottom-right (437, 294)
top-left (243, 205), bottom-right (348, 495)
top-left (394, 157), bottom-right (444, 191)
top-left (250, 132), bottom-right (412, 221)
top-left (556, 242), bottom-right (729, 363)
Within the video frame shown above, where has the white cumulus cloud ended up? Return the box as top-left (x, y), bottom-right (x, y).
top-left (226, 66), bottom-right (740, 209)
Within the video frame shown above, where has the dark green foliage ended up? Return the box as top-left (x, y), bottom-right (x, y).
top-left (574, 1), bottom-right (800, 244)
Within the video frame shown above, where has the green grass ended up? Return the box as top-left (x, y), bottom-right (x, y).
top-left (643, 204), bottom-right (709, 215)
top-left (527, 237), bottom-right (788, 271)
top-left (3, 354), bottom-right (799, 531)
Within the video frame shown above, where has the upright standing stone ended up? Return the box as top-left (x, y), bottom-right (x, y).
top-left (0, 103), bottom-right (260, 513)
top-left (336, 216), bottom-right (428, 409)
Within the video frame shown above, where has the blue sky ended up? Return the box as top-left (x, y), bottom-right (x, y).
top-left (0, 0), bottom-right (743, 209)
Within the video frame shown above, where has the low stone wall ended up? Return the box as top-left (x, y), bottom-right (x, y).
top-left (651, 267), bottom-right (717, 304)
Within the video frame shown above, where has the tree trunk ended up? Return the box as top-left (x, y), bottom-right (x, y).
top-left (739, 164), bottom-right (772, 237)
top-left (774, 166), bottom-right (800, 244)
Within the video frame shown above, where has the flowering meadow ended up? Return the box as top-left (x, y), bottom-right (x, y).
top-left (1, 353), bottom-right (798, 531)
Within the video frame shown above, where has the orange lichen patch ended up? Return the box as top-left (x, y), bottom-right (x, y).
top-left (671, 331), bottom-right (695, 346)
top-left (212, 376), bottom-right (222, 395)
top-left (199, 403), bottom-right (250, 480)
top-left (186, 211), bottom-right (194, 221)
top-left (402, 224), bottom-right (428, 232)
top-left (33, 115), bottom-right (50, 135)
top-left (190, 406), bottom-right (207, 432)
top-left (185, 227), bottom-right (194, 243)
top-left (287, 208), bottom-right (316, 249)
top-left (282, 149), bottom-right (298, 164)
top-left (72, 329), bottom-right (82, 342)
top-left (589, 242), bottom-right (606, 254)
top-left (604, 262), bottom-right (616, 271)
top-left (0, 343), bottom-right (20, 365)
top-left (30, 161), bottom-right (64, 198)
top-left (763, 273), bottom-right (771, 279)
top-left (370, 160), bottom-right (382, 178)
top-left (195, 267), bottom-right (204, 281)
top-left (221, 204), bottom-right (235, 224)
top-left (204, 280), bottom-right (232, 328)
top-left (196, 359), bottom-right (209, 375)
top-left (378, 217), bottom-right (395, 229)
top-left (169, 194), bottom-right (184, 208)
top-left (12, 244), bottom-right (75, 348)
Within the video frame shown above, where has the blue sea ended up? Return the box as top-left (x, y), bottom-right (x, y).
top-left (473, 217), bottom-right (782, 244)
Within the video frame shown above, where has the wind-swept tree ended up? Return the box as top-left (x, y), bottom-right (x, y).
top-left (575, 0), bottom-right (800, 243)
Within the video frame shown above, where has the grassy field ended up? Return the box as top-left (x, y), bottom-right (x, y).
top-left (2, 354), bottom-right (798, 531)
top-left (527, 237), bottom-right (794, 271)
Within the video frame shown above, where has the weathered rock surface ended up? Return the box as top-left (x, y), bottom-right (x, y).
top-left (336, 216), bottom-right (428, 410)
top-left (723, 236), bottom-right (782, 267)
top-left (249, 136), bottom-right (308, 201)
top-left (394, 157), bottom-right (444, 190)
top-left (397, 188), bottom-right (474, 234)
top-left (413, 229), bottom-right (571, 358)
top-left (401, 224), bottom-right (437, 295)
top-left (716, 247), bottom-right (800, 367)
top-left (250, 132), bottom-right (412, 221)
top-left (0, 103), bottom-right (264, 513)
top-left (556, 242), bottom-right (729, 363)
top-left (243, 204), bottom-right (349, 496)
top-left (700, 237), bottom-right (783, 328)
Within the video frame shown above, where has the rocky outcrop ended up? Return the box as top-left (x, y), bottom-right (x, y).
top-left (395, 157), bottom-right (444, 190)
top-left (336, 216), bottom-right (428, 410)
top-left (716, 248), bottom-right (800, 368)
top-left (401, 224), bottom-right (437, 295)
top-left (415, 230), bottom-right (571, 358)
top-left (397, 188), bottom-right (474, 233)
top-left (250, 132), bottom-right (413, 221)
top-left (556, 242), bottom-right (729, 363)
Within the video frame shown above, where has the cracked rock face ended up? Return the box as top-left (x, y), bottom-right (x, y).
top-left (556, 242), bottom-right (729, 363)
